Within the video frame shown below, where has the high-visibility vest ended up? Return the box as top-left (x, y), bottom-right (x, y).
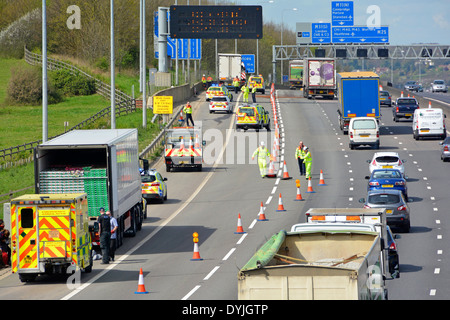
top-left (241, 86), bottom-right (249, 94)
top-left (202, 76), bottom-right (206, 83)
top-left (253, 146), bottom-right (270, 161)
top-left (252, 87), bottom-right (257, 93)
top-left (295, 147), bottom-right (305, 159)
top-left (304, 151), bottom-right (312, 163)
top-left (233, 78), bottom-right (239, 87)
top-left (183, 105), bottom-right (193, 114)
top-left (207, 76), bottom-right (213, 82)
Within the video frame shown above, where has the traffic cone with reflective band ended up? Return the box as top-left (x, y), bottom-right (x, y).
top-left (276, 193), bottom-right (286, 211)
top-left (306, 177), bottom-right (315, 193)
top-left (191, 232), bottom-right (203, 261)
top-left (257, 202), bottom-right (268, 221)
top-left (428, 101), bottom-right (432, 108)
top-left (282, 161), bottom-right (292, 180)
top-left (266, 160), bottom-right (276, 178)
top-left (318, 170), bottom-right (327, 186)
top-left (194, 134), bottom-right (200, 148)
top-left (134, 268), bottom-right (149, 294)
top-left (295, 179), bottom-right (304, 201)
top-left (235, 214), bottom-right (246, 234)
top-left (180, 136), bottom-right (185, 150)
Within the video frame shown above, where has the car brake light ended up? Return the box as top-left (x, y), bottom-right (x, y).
top-left (398, 159), bottom-right (402, 165)
top-left (396, 107), bottom-right (399, 112)
top-left (389, 242), bottom-right (397, 250)
top-left (377, 131), bottom-right (379, 138)
top-left (350, 132), bottom-right (353, 138)
top-left (397, 205), bottom-right (407, 211)
top-left (372, 160), bottom-right (376, 165)
top-left (444, 146), bottom-right (449, 152)
top-left (151, 183), bottom-right (160, 187)
top-left (395, 181), bottom-right (405, 186)
top-left (363, 205), bottom-right (371, 209)
top-left (369, 181), bottom-right (379, 186)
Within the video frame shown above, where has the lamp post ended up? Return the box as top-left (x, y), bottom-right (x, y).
top-left (280, 7), bottom-right (297, 84)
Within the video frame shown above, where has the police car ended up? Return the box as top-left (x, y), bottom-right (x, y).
top-left (206, 85), bottom-right (233, 102)
top-left (140, 169), bottom-right (168, 203)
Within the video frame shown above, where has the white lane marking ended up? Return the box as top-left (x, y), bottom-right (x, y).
top-left (237, 233), bottom-right (248, 245)
top-left (204, 266), bottom-right (220, 280)
top-left (182, 285), bottom-right (201, 300)
top-left (223, 248), bottom-right (236, 261)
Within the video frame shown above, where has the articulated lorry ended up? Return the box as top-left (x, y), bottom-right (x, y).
top-left (34, 129), bottom-right (145, 249)
top-left (337, 72), bottom-right (381, 134)
top-left (288, 60), bottom-right (303, 89)
top-left (303, 58), bottom-right (336, 99)
top-left (238, 228), bottom-right (387, 300)
top-left (218, 53), bottom-right (246, 89)
top-left (8, 193), bottom-right (93, 282)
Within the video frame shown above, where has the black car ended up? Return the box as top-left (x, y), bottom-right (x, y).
top-left (393, 97), bottom-right (419, 122)
top-left (386, 226), bottom-right (400, 279)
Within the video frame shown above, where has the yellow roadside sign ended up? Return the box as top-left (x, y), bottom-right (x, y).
top-left (153, 96), bottom-right (173, 114)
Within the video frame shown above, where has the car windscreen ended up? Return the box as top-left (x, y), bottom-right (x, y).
top-left (368, 193), bottom-right (400, 204)
top-left (372, 170), bottom-right (402, 179)
top-left (352, 120), bottom-right (376, 129)
top-left (252, 78), bottom-right (262, 84)
top-left (375, 156), bottom-right (399, 163)
top-left (397, 99), bottom-right (417, 105)
top-left (238, 108), bottom-right (255, 116)
top-left (141, 175), bottom-right (156, 183)
top-left (434, 80), bottom-right (444, 85)
top-left (380, 91), bottom-right (390, 96)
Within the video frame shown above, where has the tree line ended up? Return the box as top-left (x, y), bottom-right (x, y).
top-left (0, 0), bottom-right (296, 81)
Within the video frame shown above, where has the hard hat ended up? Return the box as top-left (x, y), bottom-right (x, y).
top-left (303, 146), bottom-right (308, 150)
top-left (260, 141), bottom-right (265, 146)
top-left (203, 74), bottom-right (205, 76)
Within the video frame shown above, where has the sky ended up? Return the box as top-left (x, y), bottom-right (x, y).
top-left (234, 0), bottom-right (450, 45)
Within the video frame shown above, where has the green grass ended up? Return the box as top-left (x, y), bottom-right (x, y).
top-left (0, 57), bottom-right (163, 219)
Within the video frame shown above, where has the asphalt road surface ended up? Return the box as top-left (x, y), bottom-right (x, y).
top-left (1, 88), bottom-right (449, 301)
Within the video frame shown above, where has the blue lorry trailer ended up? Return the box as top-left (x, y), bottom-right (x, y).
top-left (337, 72), bottom-right (381, 134)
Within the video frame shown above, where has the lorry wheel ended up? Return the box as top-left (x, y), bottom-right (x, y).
top-left (166, 165), bottom-right (171, 172)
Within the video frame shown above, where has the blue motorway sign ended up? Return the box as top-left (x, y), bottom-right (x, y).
top-left (331, 1), bottom-right (354, 26)
top-left (154, 11), bottom-right (201, 60)
top-left (311, 23), bottom-right (331, 44)
top-left (332, 26), bottom-right (389, 43)
top-left (241, 54), bottom-right (255, 73)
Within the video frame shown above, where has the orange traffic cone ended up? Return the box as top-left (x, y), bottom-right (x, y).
top-left (191, 232), bottom-right (203, 261)
top-left (318, 170), bottom-right (327, 186)
top-left (266, 160), bottom-right (276, 178)
top-left (194, 134), bottom-right (200, 148)
top-left (306, 177), bottom-right (315, 193)
top-left (134, 268), bottom-right (149, 294)
top-left (282, 161), bottom-right (292, 180)
top-left (276, 193), bottom-right (286, 211)
top-left (295, 179), bottom-right (304, 201)
top-left (428, 101), bottom-right (432, 108)
top-left (257, 202), bottom-right (268, 221)
top-left (180, 136), bottom-right (185, 149)
top-left (235, 213), bottom-right (246, 234)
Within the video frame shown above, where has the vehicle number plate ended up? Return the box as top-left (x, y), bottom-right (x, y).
top-left (382, 185), bottom-right (394, 188)
top-left (386, 209), bottom-right (393, 214)
top-left (382, 166), bottom-right (393, 168)
top-left (421, 129), bottom-right (429, 132)
top-left (359, 134), bottom-right (369, 137)
top-left (405, 113), bottom-right (412, 116)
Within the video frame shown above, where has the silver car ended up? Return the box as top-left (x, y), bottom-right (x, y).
top-left (359, 189), bottom-right (410, 233)
top-left (440, 137), bottom-right (450, 162)
top-left (431, 80), bottom-right (447, 93)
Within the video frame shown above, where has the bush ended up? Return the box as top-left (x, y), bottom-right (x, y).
top-left (51, 69), bottom-right (96, 96)
top-left (6, 65), bottom-right (62, 105)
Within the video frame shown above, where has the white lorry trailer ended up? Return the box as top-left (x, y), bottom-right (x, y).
top-left (303, 58), bottom-right (336, 99)
top-left (34, 129), bottom-right (145, 249)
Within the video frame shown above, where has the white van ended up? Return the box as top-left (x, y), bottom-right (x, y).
top-left (349, 117), bottom-right (380, 149)
top-left (413, 108), bottom-right (447, 140)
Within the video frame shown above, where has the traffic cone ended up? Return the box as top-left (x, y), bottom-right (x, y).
top-left (295, 179), bottom-right (304, 201)
top-left (257, 202), bottom-right (268, 221)
top-left (180, 136), bottom-right (185, 149)
top-left (401, 91), bottom-right (404, 97)
top-left (191, 232), bottom-right (203, 261)
top-left (306, 177), bottom-right (315, 193)
top-left (266, 160), bottom-right (276, 178)
top-left (428, 101), bottom-right (432, 108)
top-left (134, 268), bottom-right (149, 294)
top-left (282, 161), bottom-right (292, 180)
top-left (276, 193), bottom-right (286, 211)
top-left (235, 213), bottom-right (246, 234)
top-left (194, 134), bottom-right (200, 148)
top-left (318, 170), bottom-right (327, 186)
